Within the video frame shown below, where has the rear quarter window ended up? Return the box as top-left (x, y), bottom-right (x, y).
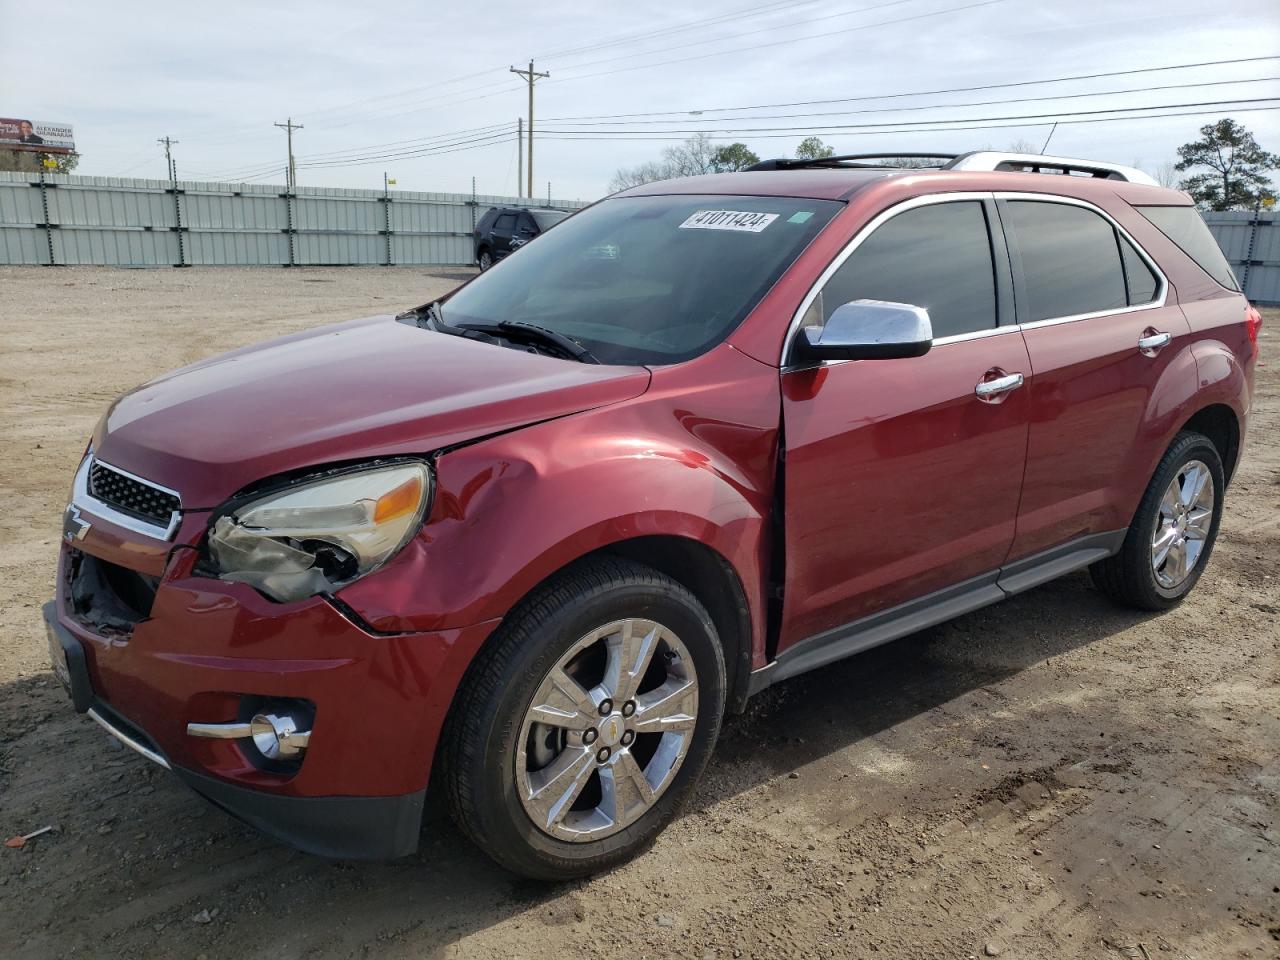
top-left (1136, 205), bottom-right (1240, 291)
top-left (1119, 236), bottom-right (1159, 305)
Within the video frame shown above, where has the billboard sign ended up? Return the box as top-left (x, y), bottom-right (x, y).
top-left (0, 118), bottom-right (75, 154)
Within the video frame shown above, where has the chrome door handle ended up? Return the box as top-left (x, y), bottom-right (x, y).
top-left (974, 372), bottom-right (1024, 398)
top-left (1138, 331), bottom-right (1172, 353)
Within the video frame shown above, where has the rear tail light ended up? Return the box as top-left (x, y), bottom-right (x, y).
top-left (1245, 304), bottom-right (1263, 354)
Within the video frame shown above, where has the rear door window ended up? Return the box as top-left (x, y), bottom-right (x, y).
top-left (1001, 200), bottom-right (1128, 322)
top-left (494, 213), bottom-right (517, 235)
top-left (1136, 205), bottom-right (1240, 291)
top-left (813, 200), bottom-right (998, 339)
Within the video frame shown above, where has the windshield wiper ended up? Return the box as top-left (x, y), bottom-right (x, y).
top-left (495, 321), bottom-right (599, 364)
top-left (406, 304), bottom-right (598, 363)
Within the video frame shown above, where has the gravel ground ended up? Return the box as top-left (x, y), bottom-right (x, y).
top-left (0, 266), bottom-right (1276, 960)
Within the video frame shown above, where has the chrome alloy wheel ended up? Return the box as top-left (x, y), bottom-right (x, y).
top-left (1151, 459), bottom-right (1214, 589)
top-left (516, 618), bottom-right (699, 842)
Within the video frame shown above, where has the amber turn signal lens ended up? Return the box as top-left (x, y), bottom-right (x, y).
top-left (373, 474), bottom-right (424, 524)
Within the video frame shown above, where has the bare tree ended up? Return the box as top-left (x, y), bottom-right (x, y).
top-left (608, 160), bottom-right (671, 192)
top-left (1005, 138), bottom-right (1041, 155)
top-left (662, 133), bottom-right (720, 177)
top-left (1153, 161), bottom-right (1179, 189)
top-left (609, 133), bottom-right (754, 191)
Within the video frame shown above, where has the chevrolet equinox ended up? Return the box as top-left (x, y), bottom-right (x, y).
top-left (45, 151), bottom-right (1260, 880)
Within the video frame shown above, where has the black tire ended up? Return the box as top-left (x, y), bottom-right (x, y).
top-left (441, 557), bottom-right (726, 881)
top-left (476, 248), bottom-right (493, 271)
top-left (1090, 431), bottom-right (1225, 611)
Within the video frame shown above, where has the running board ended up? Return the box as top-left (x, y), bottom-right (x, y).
top-left (748, 530), bottom-right (1125, 696)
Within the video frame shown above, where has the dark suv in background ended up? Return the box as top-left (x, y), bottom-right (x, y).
top-left (473, 206), bottom-right (570, 270)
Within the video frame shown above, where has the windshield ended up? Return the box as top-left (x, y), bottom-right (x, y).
top-left (442, 194), bottom-right (841, 365)
top-left (531, 210), bottom-right (569, 230)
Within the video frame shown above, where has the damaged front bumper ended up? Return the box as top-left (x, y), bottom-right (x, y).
top-left (45, 533), bottom-right (497, 860)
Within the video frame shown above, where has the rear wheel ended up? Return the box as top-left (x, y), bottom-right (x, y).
top-left (477, 248), bottom-right (493, 271)
top-left (1090, 431), bottom-right (1224, 610)
top-left (442, 558), bottom-right (725, 880)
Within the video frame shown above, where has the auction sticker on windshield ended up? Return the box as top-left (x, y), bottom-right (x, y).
top-left (679, 210), bottom-right (778, 233)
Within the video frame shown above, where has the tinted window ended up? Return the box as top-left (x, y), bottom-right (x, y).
top-left (494, 213), bottom-right (517, 234)
top-left (517, 214), bottom-right (536, 234)
top-left (476, 209), bottom-right (498, 233)
top-left (1137, 205), bottom-right (1240, 291)
top-left (814, 201), bottom-right (997, 339)
top-left (443, 195), bottom-right (840, 365)
top-left (1119, 236), bottom-right (1159, 305)
top-left (1003, 201), bottom-right (1127, 322)
top-left (532, 211), bottom-right (569, 230)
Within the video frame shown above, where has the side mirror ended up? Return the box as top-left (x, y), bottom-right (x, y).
top-left (791, 299), bottom-right (933, 365)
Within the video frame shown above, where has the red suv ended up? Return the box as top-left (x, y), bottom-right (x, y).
top-left (45, 151), bottom-right (1259, 880)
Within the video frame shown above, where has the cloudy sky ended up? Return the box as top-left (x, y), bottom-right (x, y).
top-left (3, 0), bottom-right (1277, 200)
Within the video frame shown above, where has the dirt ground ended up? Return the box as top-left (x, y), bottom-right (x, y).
top-left (0, 266), bottom-right (1276, 960)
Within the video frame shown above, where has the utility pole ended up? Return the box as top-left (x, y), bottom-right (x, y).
top-left (157, 136), bottom-right (179, 182)
top-left (274, 117), bottom-right (303, 189)
top-left (509, 60), bottom-right (548, 199)
top-left (517, 118), bottom-right (523, 199)
top-left (158, 136), bottom-right (185, 266)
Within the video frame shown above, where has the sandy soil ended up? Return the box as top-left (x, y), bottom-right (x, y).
top-left (0, 267), bottom-right (1276, 960)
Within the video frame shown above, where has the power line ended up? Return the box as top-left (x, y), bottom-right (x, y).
top-left (540, 0), bottom-right (1011, 87)
top-left (224, 93), bottom-right (1278, 177)
top-left (533, 0), bottom-right (819, 61)
top-left (534, 96), bottom-right (1280, 137)
top-left (296, 131), bottom-right (518, 170)
top-left (208, 0), bottom-right (1001, 137)
top-left (539, 0), bottom-right (922, 77)
top-left (544, 76), bottom-right (1280, 128)
top-left (536, 104), bottom-right (1280, 142)
top-left (542, 55), bottom-right (1280, 121)
top-left (194, 121), bottom-right (516, 181)
top-left (184, 63), bottom-right (1279, 183)
top-left (275, 97), bottom-right (1277, 176)
top-left (292, 1), bottom-right (826, 128)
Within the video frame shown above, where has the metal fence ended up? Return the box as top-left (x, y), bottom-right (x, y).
top-left (0, 171), bottom-right (588, 267)
top-left (2, 172), bottom-right (1273, 299)
top-left (1203, 210), bottom-right (1278, 305)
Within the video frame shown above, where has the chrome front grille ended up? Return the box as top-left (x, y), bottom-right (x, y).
top-left (89, 461), bottom-right (180, 525)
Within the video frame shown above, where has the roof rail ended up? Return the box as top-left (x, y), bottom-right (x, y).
top-left (944, 151), bottom-right (1158, 185)
top-left (746, 153), bottom-right (957, 171)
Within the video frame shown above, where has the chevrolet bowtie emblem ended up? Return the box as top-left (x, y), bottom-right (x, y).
top-left (63, 505), bottom-right (91, 542)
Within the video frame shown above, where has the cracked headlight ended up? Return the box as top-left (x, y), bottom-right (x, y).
top-left (207, 462), bottom-right (432, 602)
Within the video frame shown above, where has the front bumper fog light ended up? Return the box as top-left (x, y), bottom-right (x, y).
top-left (187, 711), bottom-right (312, 759)
top-left (250, 712), bottom-right (310, 760)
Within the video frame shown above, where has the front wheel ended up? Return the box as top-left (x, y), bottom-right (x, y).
top-left (1090, 431), bottom-right (1225, 610)
top-left (442, 558), bottom-right (726, 880)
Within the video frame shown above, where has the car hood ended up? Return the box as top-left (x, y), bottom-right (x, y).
top-left (93, 314), bottom-right (650, 508)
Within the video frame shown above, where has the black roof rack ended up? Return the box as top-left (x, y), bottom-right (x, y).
top-left (746, 153), bottom-right (958, 171)
top-left (745, 150), bottom-right (1158, 184)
